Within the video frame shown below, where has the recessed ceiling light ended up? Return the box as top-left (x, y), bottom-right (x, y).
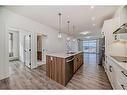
top-left (91, 17), bottom-right (95, 21)
top-left (92, 24), bottom-right (96, 26)
top-left (80, 31), bottom-right (89, 35)
top-left (90, 6), bottom-right (95, 9)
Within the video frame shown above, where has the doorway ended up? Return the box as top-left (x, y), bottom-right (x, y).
top-left (37, 35), bottom-right (42, 66)
top-left (8, 29), bottom-right (20, 75)
top-left (37, 34), bottom-right (47, 66)
top-left (24, 34), bottom-right (32, 68)
top-left (8, 30), bottom-right (19, 61)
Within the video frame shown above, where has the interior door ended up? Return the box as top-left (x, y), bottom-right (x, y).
top-left (24, 34), bottom-right (31, 68)
top-left (42, 35), bottom-right (46, 64)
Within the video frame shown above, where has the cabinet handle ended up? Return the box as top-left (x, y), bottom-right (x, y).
top-left (114, 35), bottom-right (117, 40)
top-left (121, 84), bottom-right (125, 90)
top-left (109, 65), bottom-right (112, 72)
top-left (66, 58), bottom-right (74, 63)
top-left (121, 71), bottom-right (127, 77)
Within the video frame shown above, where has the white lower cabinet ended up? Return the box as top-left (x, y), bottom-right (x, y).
top-left (105, 57), bottom-right (117, 89)
top-left (105, 56), bottom-right (127, 90)
top-left (114, 63), bottom-right (127, 90)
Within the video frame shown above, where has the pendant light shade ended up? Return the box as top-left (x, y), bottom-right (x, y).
top-left (72, 25), bottom-right (76, 42)
top-left (67, 21), bottom-right (70, 33)
top-left (58, 13), bottom-right (62, 38)
top-left (67, 21), bottom-right (70, 40)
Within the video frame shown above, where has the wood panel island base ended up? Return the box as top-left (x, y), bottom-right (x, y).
top-left (46, 52), bottom-right (83, 86)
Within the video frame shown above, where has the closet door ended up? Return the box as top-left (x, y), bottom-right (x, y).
top-left (24, 34), bottom-right (31, 68)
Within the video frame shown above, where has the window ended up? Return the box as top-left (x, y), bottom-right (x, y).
top-left (9, 33), bottom-right (13, 57)
top-left (83, 40), bottom-right (97, 53)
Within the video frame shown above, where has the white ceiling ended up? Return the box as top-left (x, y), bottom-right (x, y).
top-left (5, 6), bottom-right (119, 37)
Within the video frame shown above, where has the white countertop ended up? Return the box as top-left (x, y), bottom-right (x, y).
top-left (110, 56), bottom-right (127, 71)
top-left (47, 51), bottom-right (83, 58)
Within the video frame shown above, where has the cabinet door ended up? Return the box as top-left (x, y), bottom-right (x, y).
top-left (109, 58), bottom-right (119, 89)
top-left (80, 53), bottom-right (83, 66)
top-left (46, 56), bottom-right (66, 85)
top-left (46, 55), bottom-right (50, 76)
top-left (106, 57), bottom-right (115, 89)
top-left (102, 18), bottom-right (120, 55)
top-left (108, 64), bottom-right (115, 88)
top-left (73, 54), bottom-right (78, 73)
top-left (46, 56), bottom-right (55, 78)
top-left (113, 62), bottom-right (127, 90)
top-left (73, 53), bottom-right (83, 73)
top-left (77, 54), bottom-right (80, 69)
top-left (78, 53), bottom-right (82, 69)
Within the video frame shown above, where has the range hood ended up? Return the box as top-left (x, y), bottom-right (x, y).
top-left (113, 23), bottom-right (127, 34)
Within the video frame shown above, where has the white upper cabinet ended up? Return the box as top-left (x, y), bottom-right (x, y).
top-left (102, 17), bottom-right (120, 46)
top-left (102, 6), bottom-right (127, 56)
top-left (102, 6), bottom-right (127, 45)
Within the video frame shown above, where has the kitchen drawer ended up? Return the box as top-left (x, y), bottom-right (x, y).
top-left (118, 67), bottom-right (127, 85)
top-left (113, 63), bottom-right (127, 89)
top-left (117, 76), bottom-right (127, 90)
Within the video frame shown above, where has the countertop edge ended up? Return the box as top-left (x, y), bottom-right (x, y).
top-left (46, 51), bottom-right (83, 58)
top-left (110, 56), bottom-right (127, 72)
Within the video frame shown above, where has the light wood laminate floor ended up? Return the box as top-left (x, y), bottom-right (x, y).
top-left (0, 53), bottom-right (112, 89)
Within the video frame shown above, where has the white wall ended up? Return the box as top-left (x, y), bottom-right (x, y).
top-left (2, 8), bottom-right (77, 53)
top-left (0, 7), bottom-right (78, 80)
top-left (0, 8), bottom-right (9, 80)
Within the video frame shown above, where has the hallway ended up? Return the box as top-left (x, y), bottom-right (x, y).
top-left (0, 53), bottom-right (112, 89)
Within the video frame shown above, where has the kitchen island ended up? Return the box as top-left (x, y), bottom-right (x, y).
top-left (46, 51), bottom-right (83, 86)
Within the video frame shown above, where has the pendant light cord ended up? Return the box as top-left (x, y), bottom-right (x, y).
top-left (73, 25), bottom-right (75, 33)
top-left (59, 13), bottom-right (61, 33)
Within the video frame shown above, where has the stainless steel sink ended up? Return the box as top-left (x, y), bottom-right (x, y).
top-left (66, 52), bottom-right (76, 54)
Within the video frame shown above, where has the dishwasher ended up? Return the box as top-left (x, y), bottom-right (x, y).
top-left (65, 56), bottom-right (74, 85)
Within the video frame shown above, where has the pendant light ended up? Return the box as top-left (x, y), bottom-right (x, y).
top-left (72, 25), bottom-right (76, 42)
top-left (58, 13), bottom-right (62, 38)
top-left (67, 21), bottom-right (70, 40)
top-left (67, 21), bottom-right (70, 33)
